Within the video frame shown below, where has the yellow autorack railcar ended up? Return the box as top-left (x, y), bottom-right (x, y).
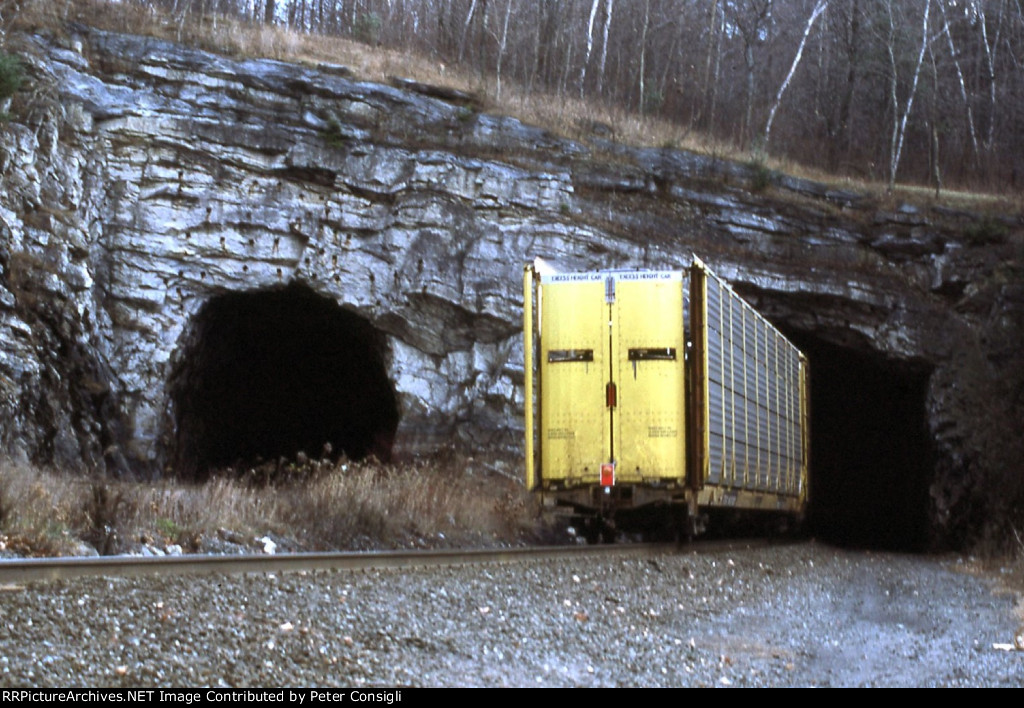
top-left (524, 257), bottom-right (809, 541)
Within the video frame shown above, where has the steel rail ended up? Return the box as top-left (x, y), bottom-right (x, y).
top-left (0, 539), bottom-right (769, 584)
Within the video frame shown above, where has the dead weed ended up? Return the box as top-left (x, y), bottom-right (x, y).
top-left (0, 456), bottom-right (538, 556)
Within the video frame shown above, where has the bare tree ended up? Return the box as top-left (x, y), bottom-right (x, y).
top-left (637, 0), bottom-right (650, 114)
top-left (937, 0), bottom-right (980, 165)
top-left (458, 0), bottom-right (479, 63)
top-left (927, 29), bottom-right (943, 195)
top-left (727, 0), bottom-right (774, 148)
top-left (579, 0), bottom-right (601, 97)
top-left (697, 0), bottom-right (725, 133)
top-left (596, 0), bottom-right (614, 96)
top-left (492, 0), bottom-right (513, 100)
top-left (763, 0), bottom-right (829, 152)
top-left (974, 0), bottom-right (1006, 158)
top-left (825, 0), bottom-right (862, 172)
top-left (886, 0), bottom-right (931, 192)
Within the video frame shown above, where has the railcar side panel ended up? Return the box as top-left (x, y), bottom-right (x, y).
top-left (693, 260), bottom-right (807, 510)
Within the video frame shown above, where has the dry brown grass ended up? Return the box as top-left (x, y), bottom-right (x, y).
top-left (277, 458), bottom-right (535, 549)
top-left (0, 462), bottom-right (88, 555)
top-left (0, 457), bottom-right (540, 557)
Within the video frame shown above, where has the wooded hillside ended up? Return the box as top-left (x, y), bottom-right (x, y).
top-left (114, 0), bottom-right (1023, 193)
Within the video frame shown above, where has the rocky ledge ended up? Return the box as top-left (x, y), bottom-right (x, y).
top-left (0, 24), bottom-right (1021, 545)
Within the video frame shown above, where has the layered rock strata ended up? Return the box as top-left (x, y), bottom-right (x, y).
top-left (0, 25), bottom-right (1020, 541)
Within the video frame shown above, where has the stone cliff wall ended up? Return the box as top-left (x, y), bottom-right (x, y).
top-left (1, 25), bottom-right (1021, 542)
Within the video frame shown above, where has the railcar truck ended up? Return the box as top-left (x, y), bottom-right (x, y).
top-left (523, 257), bottom-right (809, 541)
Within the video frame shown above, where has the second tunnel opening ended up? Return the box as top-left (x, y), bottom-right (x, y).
top-left (788, 332), bottom-right (934, 551)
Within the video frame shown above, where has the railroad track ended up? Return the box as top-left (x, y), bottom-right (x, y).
top-left (0, 538), bottom-right (769, 584)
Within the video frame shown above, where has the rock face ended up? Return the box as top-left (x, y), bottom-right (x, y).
top-left (1, 25), bottom-right (1021, 545)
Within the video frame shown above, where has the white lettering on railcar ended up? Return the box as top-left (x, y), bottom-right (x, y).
top-left (542, 270), bottom-right (683, 284)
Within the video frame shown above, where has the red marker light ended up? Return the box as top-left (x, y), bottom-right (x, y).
top-left (600, 463), bottom-right (615, 486)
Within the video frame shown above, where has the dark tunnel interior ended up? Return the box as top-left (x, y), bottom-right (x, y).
top-left (786, 332), bottom-right (934, 551)
top-left (169, 283), bottom-right (399, 478)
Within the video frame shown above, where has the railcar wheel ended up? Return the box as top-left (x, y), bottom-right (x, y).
top-left (579, 518), bottom-right (602, 545)
top-left (683, 513), bottom-right (707, 543)
top-left (580, 517), bottom-right (616, 544)
top-left (599, 522), bottom-right (617, 545)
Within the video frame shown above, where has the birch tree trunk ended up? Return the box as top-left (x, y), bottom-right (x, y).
top-left (459, 0), bottom-right (479, 63)
top-left (928, 36), bottom-right (942, 196)
top-left (938, 0), bottom-right (980, 164)
top-left (638, 0), bottom-right (650, 114)
top-left (494, 0), bottom-right (513, 101)
top-left (887, 0), bottom-right (931, 192)
top-left (580, 0), bottom-right (601, 98)
top-left (763, 0), bottom-right (829, 152)
top-left (975, 0), bottom-right (1005, 156)
top-left (596, 0), bottom-right (614, 96)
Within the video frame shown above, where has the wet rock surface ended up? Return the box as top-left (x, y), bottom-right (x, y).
top-left (0, 543), bottom-right (1020, 687)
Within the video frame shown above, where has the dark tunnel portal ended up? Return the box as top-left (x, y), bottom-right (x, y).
top-left (171, 284), bottom-right (399, 478)
top-left (790, 333), bottom-right (933, 551)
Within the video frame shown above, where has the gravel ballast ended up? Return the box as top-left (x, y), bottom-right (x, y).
top-left (1, 542), bottom-right (1021, 687)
